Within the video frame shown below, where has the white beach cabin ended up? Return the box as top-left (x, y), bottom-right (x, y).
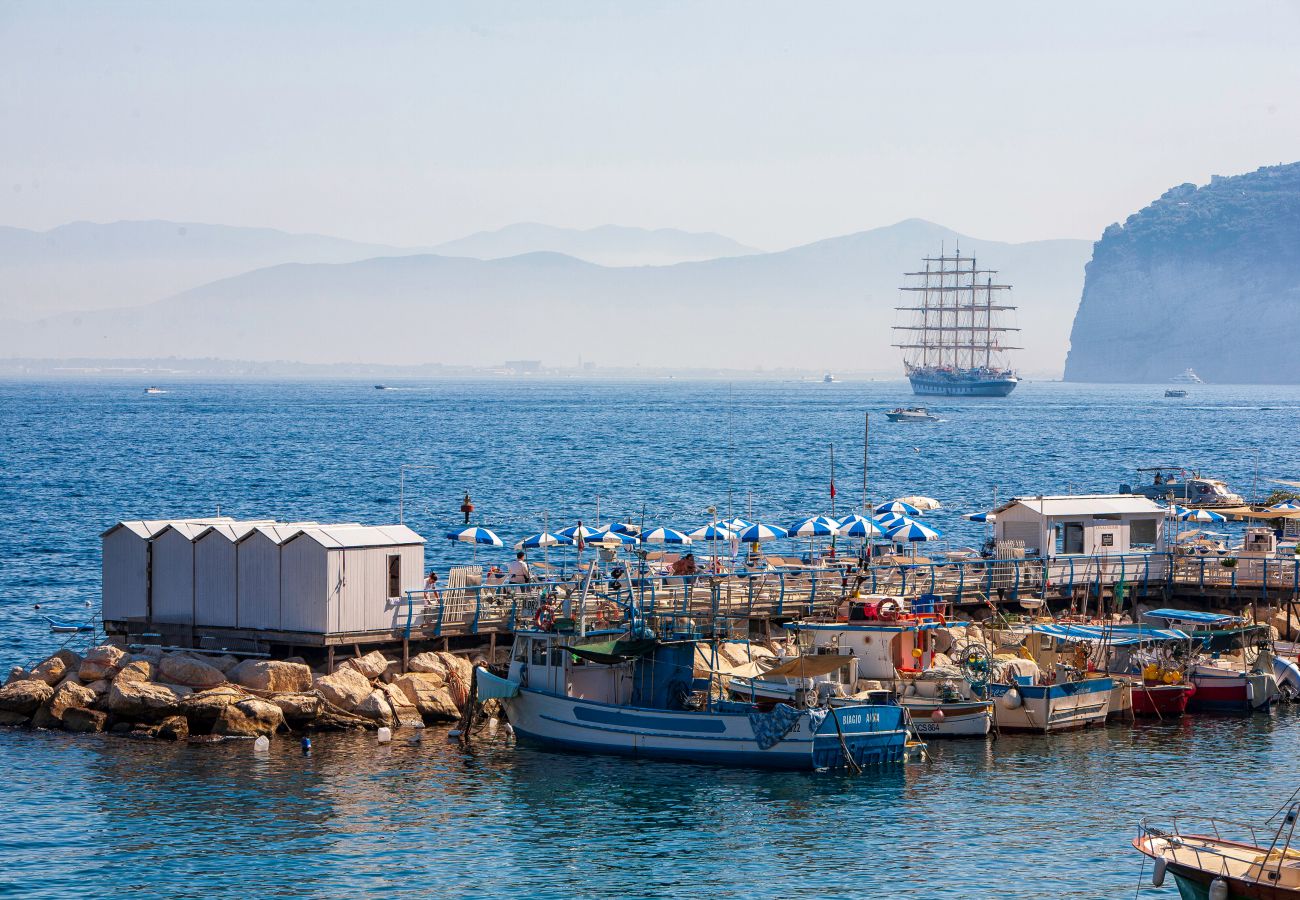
top-left (234, 522), bottom-right (324, 632)
top-left (101, 518), bottom-right (233, 622)
top-left (992, 494), bottom-right (1167, 558)
top-left (193, 521), bottom-right (276, 627)
top-left (279, 525), bottom-right (425, 636)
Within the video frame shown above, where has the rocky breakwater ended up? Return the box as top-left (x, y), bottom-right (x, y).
top-left (0, 644), bottom-right (473, 742)
top-left (1065, 161), bottom-right (1300, 384)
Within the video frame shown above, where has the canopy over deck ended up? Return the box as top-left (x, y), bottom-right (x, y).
top-left (1031, 623), bottom-right (1191, 646)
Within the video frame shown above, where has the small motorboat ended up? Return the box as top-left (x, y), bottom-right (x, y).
top-left (885, 407), bottom-right (940, 423)
top-left (374, 384), bottom-right (388, 390)
top-left (1134, 803), bottom-right (1300, 898)
top-left (823, 373), bottom-right (836, 383)
top-left (42, 615), bottom-right (95, 634)
top-left (144, 386), bottom-right (167, 395)
top-left (1164, 389), bottom-right (1188, 398)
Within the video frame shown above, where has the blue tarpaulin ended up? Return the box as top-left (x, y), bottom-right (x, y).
top-left (1142, 608), bottom-right (1246, 627)
top-left (1031, 623), bottom-right (1191, 646)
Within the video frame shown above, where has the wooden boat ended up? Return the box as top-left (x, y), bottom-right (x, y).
top-left (1134, 807), bottom-right (1300, 899)
top-left (977, 622), bottom-right (1115, 732)
top-left (1142, 609), bottom-right (1280, 713)
top-left (1130, 681), bottom-right (1196, 717)
top-left (489, 630), bottom-right (916, 771)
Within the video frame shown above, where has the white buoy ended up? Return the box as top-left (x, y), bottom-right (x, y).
top-left (1000, 688), bottom-right (1022, 709)
top-left (1152, 857), bottom-right (1167, 887)
top-left (377, 726), bottom-right (392, 744)
top-left (1208, 877), bottom-right (1228, 900)
top-left (487, 717), bottom-right (499, 732)
top-left (504, 723), bottom-right (514, 736)
top-left (253, 735), bottom-right (270, 753)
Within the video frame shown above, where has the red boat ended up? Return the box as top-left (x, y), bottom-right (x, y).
top-left (1129, 681), bottom-right (1195, 717)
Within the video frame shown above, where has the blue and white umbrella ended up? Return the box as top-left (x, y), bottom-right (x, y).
top-left (839, 518), bottom-right (885, 538)
top-left (445, 526), bottom-right (504, 547)
top-left (1175, 507), bottom-right (1228, 523)
top-left (875, 500), bottom-right (922, 517)
top-left (514, 531), bottom-right (574, 550)
top-left (689, 523), bottom-right (736, 541)
top-left (963, 512), bottom-right (996, 523)
top-left (557, 524), bottom-right (601, 541)
top-left (872, 512), bottom-right (909, 529)
top-left (639, 526), bottom-right (693, 545)
top-left (737, 523), bottom-right (788, 543)
top-left (1269, 500), bottom-right (1300, 511)
top-left (886, 520), bottom-right (943, 542)
top-left (787, 516), bottom-right (840, 537)
top-left (720, 517), bottom-right (754, 532)
top-left (604, 522), bottom-right (641, 535)
top-left (589, 527), bottom-right (640, 544)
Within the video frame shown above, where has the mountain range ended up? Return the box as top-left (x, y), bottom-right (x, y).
top-left (0, 218), bottom-right (1091, 375)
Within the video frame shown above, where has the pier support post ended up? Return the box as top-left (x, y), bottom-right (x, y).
top-left (402, 637), bottom-right (409, 673)
top-left (327, 646), bottom-right (335, 674)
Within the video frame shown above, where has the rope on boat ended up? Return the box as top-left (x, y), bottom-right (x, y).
top-left (827, 706), bottom-right (862, 775)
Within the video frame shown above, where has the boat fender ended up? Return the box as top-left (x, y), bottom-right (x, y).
top-left (878, 599), bottom-right (901, 622)
top-left (1208, 878), bottom-right (1228, 900)
top-left (904, 683), bottom-right (917, 696)
top-left (1152, 857), bottom-right (1167, 887)
top-left (932, 708), bottom-right (945, 722)
top-left (1246, 681), bottom-right (1255, 702)
top-left (1000, 688), bottom-right (1022, 710)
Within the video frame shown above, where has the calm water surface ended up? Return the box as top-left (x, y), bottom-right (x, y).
top-left (1, 377), bottom-right (1298, 898)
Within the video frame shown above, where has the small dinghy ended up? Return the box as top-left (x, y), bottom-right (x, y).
top-left (42, 615), bottom-right (95, 634)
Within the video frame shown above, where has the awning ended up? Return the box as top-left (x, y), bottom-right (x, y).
top-left (1209, 506), bottom-right (1300, 520)
top-left (559, 638), bottom-right (658, 665)
top-left (1031, 624), bottom-right (1191, 646)
top-left (758, 654), bottom-right (856, 679)
top-left (1142, 608), bottom-right (1245, 627)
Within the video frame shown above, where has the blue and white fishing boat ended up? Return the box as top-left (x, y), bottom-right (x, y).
top-left (479, 628), bottom-right (916, 771)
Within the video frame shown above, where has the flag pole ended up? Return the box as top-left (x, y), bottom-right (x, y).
top-left (830, 443), bottom-right (837, 558)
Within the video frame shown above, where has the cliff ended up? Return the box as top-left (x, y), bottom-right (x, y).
top-left (1064, 163), bottom-right (1300, 383)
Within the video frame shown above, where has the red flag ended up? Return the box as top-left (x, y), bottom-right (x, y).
top-left (830, 480), bottom-right (837, 499)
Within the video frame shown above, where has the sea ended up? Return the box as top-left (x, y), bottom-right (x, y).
top-left (1, 376), bottom-right (1298, 898)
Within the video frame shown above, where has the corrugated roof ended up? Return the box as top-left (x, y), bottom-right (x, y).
top-left (194, 521), bottom-right (279, 542)
top-left (284, 523), bottom-right (426, 549)
top-left (101, 517), bottom-right (235, 539)
top-left (993, 494), bottom-right (1166, 517)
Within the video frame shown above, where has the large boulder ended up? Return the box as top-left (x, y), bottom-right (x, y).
top-left (156, 716), bottom-right (190, 742)
top-left (79, 645), bottom-right (128, 682)
top-left (314, 666), bottom-right (373, 711)
top-left (30, 656), bottom-right (69, 686)
top-left (267, 692), bottom-right (323, 723)
top-left (85, 679), bottom-right (111, 699)
top-left (393, 672), bottom-right (460, 721)
top-left (209, 654), bottom-right (241, 674)
top-left (380, 682), bottom-right (424, 728)
top-left (228, 660), bottom-right (313, 694)
top-left (158, 654), bottom-right (227, 689)
top-left (409, 652), bottom-right (472, 705)
top-left (177, 685), bottom-right (248, 728)
top-left (106, 680), bottom-right (188, 722)
top-left (0, 710), bottom-right (30, 727)
top-left (212, 698), bottom-right (285, 737)
top-left (44, 680), bottom-right (97, 724)
top-left (62, 707), bottom-right (108, 733)
top-left (354, 689), bottom-right (394, 726)
top-left (5, 666), bottom-right (28, 685)
top-left (0, 679), bottom-right (55, 715)
top-left (343, 650), bottom-right (390, 681)
top-left (408, 651), bottom-right (447, 677)
top-left (115, 659), bottom-right (156, 684)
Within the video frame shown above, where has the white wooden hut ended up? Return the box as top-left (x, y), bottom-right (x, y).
top-left (234, 522), bottom-right (324, 632)
top-left (993, 495), bottom-right (1167, 558)
top-left (280, 525), bottom-right (425, 635)
top-left (151, 522), bottom-right (213, 624)
top-left (101, 518), bottom-right (232, 622)
top-left (193, 521), bottom-right (276, 627)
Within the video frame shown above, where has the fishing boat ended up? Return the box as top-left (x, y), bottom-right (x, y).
top-left (885, 406), bottom-right (940, 423)
top-left (144, 386), bottom-right (167, 395)
top-left (483, 628), bottom-right (916, 770)
top-left (823, 373), bottom-right (836, 383)
top-left (1134, 803), bottom-right (1300, 899)
top-left (1165, 389), bottom-right (1189, 398)
top-left (1142, 608), bottom-right (1279, 713)
top-left (731, 600), bottom-right (992, 738)
top-left (975, 623), bottom-right (1114, 732)
top-left (892, 247), bottom-right (1021, 397)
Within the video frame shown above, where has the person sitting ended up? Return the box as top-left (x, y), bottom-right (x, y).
top-left (669, 553), bottom-right (697, 577)
top-left (507, 551), bottom-right (532, 584)
top-left (485, 565), bottom-right (506, 587)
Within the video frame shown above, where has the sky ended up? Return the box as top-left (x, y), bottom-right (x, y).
top-left (3, 0), bottom-right (1300, 250)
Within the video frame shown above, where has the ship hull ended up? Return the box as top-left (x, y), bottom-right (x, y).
top-left (908, 373), bottom-right (1018, 397)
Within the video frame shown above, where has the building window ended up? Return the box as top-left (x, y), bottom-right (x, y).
top-left (387, 555), bottom-right (401, 598)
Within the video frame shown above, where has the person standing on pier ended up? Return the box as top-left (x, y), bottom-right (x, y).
top-left (508, 551), bottom-right (532, 584)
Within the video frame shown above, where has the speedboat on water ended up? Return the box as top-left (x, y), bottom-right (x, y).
top-left (144, 386), bottom-right (167, 394)
top-left (481, 627), bottom-right (917, 771)
top-left (1121, 466), bottom-right (1246, 507)
top-left (1134, 802), bottom-right (1300, 899)
top-left (1165, 389), bottom-right (1188, 398)
top-left (885, 406), bottom-right (940, 423)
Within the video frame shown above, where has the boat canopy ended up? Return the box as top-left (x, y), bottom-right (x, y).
top-left (1142, 608), bottom-right (1246, 627)
top-left (760, 654), bottom-right (858, 679)
top-left (557, 638), bottom-right (659, 665)
top-left (1031, 623), bottom-right (1191, 646)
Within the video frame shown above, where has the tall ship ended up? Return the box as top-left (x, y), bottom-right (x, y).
top-left (892, 247), bottom-right (1021, 397)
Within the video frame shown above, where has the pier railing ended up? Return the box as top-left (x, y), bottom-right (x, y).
top-left (401, 550), bottom-right (1283, 638)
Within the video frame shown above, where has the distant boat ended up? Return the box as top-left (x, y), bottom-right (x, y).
top-left (823, 373), bottom-right (836, 383)
top-left (374, 385), bottom-right (388, 390)
top-left (885, 406), bottom-right (940, 422)
top-left (1164, 389), bottom-right (1188, 398)
top-left (144, 387), bottom-right (167, 395)
top-left (1171, 368), bottom-right (1204, 384)
top-left (42, 615), bottom-right (94, 634)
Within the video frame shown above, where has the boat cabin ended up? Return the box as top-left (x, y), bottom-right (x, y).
top-left (788, 616), bottom-right (962, 684)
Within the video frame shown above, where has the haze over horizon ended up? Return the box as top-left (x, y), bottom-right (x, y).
top-left (4, 1), bottom-right (1300, 252)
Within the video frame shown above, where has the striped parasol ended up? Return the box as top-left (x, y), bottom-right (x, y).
top-left (786, 516), bottom-right (840, 537)
top-left (639, 527), bottom-right (693, 545)
top-left (875, 500), bottom-right (922, 517)
top-left (445, 526), bottom-right (504, 547)
top-left (514, 531), bottom-right (575, 550)
top-left (689, 523), bottom-right (736, 541)
top-left (886, 520), bottom-right (943, 542)
top-left (736, 523), bottom-right (789, 543)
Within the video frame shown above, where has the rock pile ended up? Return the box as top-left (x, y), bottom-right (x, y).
top-left (0, 645), bottom-right (472, 742)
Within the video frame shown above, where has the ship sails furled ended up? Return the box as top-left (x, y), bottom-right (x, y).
top-left (892, 246), bottom-right (1021, 397)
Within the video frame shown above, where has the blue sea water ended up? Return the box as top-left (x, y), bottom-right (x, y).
top-left (1, 377), bottom-right (1299, 898)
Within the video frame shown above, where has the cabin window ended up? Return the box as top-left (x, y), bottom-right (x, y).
top-left (531, 641), bottom-right (549, 666)
top-left (387, 554), bottom-right (401, 598)
top-left (550, 648), bottom-right (568, 667)
top-left (1062, 523), bottom-right (1085, 554)
top-left (1131, 519), bottom-right (1157, 546)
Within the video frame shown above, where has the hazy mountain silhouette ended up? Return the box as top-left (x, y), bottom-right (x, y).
top-left (1, 219), bottom-right (1090, 375)
top-left (0, 220), bottom-right (430, 319)
top-left (433, 223), bottom-right (759, 267)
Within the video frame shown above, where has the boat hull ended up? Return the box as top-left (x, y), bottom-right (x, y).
top-left (982, 679), bottom-right (1112, 733)
top-left (902, 699), bottom-right (993, 737)
top-left (1130, 683), bottom-right (1195, 717)
top-left (908, 372), bottom-right (1018, 397)
top-left (1188, 667), bottom-right (1275, 713)
top-left (504, 689), bottom-right (911, 771)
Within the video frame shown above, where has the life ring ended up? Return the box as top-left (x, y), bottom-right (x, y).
top-left (878, 599), bottom-right (901, 622)
top-left (535, 604), bottom-right (556, 631)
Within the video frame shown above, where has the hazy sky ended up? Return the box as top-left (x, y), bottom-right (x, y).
top-left (3, 1), bottom-right (1299, 249)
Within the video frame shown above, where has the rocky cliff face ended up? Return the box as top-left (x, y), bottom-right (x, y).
top-left (1064, 163), bottom-right (1300, 383)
